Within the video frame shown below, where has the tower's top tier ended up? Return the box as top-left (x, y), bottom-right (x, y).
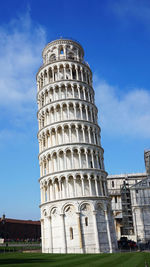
top-left (42, 38), bottom-right (85, 65)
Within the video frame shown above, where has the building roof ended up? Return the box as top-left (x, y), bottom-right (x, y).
top-left (0, 218), bottom-right (40, 225)
top-left (107, 173), bottom-right (147, 179)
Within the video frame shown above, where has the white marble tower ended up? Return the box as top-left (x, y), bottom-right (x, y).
top-left (37, 38), bottom-right (117, 253)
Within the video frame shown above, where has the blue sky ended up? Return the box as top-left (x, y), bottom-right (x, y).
top-left (0, 0), bottom-right (150, 220)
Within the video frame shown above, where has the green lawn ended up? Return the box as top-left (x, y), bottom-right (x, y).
top-left (0, 252), bottom-right (149, 267)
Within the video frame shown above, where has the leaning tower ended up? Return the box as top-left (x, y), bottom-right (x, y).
top-left (37, 39), bottom-right (117, 253)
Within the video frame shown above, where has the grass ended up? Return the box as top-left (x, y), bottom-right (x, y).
top-left (0, 252), bottom-right (150, 267)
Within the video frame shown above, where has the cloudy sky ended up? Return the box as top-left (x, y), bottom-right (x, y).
top-left (0, 0), bottom-right (150, 219)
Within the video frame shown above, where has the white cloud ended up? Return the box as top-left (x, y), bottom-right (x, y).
top-left (0, 11), bottom-right (46, 107)
top-left (94, 75), bottom-right (150, 138)
top-left (111, 0), bottom-right (150, 29)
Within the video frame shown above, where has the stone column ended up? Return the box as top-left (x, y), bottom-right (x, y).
top-left (71, 150), bottom-right (74, 169)
top-left (74, 177), bottom-right (77, 197)
top-left (67, 104), bottom-right (69, 119)
top-left (62, 127), bottom-right (64, 144)
top-left (41, 218), bottom-right (45, 252)
top-left (72, 85), bottom-right (75, 98)
top-left (44, 92), bottom-right (46, 105)
top-left (88, 177), bottom-right (92, 196)
top-left (64, 152), bottom-right (67, 169)
top-left (85, 106), bottom-right (89, 120)
top-left (93, 211), bottom-right (100, 253)
top-left (52, 68), bottom-right (55, 82)
top-left (74, 104), bottom-right (77, 118)
top-left (60, 214), bottom-right (67, 253)
top-left (81, 177), bottom-right (85, 196)
top-left (40, 186), bottom-right (43, 203)
top-left (52, 182), bottom-right (55, 200)
top-left (83, 88), bottom-right (86, 100)
top-left (46, 158), bottom-right (49, 174)
top-left (93, 130), bottom-right (96, 144)
top-left (47, 183), bottom-right (50, 201)
top-left (91, 152), bottom-right (95, 168)
top-left (76, 67), bottom-right (79, 80)
top-left (94, 177), bottom-right (99, 196)
top-left (87, 92), bottom-right (90, 102)
top-left (66, 177), bottom-right (69, 197)
top-left (59, 180), bottom-right (62, 199)
top-left (40, 162), bottom-right (42, 177)
top-left (64, 46), bottom-right (67, 59)
top-left (41, 186), bottom-right (45, 203)
top-left (48, 216), bottom-right (53, 253)
top-left (78, 86), bottom-right (81, 99)
top-left (80, 104), bottom-right (83, 120)
top-left (79, 151), bottom-right (82, 169)
top-left (60, 106), bottom-right (63, 120)
top-left (76, 212), bottom-right (83, 252)
top-left (81, 68), bottom-right (83, 81)
top-left (104, 182), bottom-right (107, 196)
top-left (69, 126), bottom-right (72, 142)
top-left (82, 126), bottom-right (86, 142)
top-left (88, 127), bottom-right (91, 143)
top-left (70, 66), bottom-right (73, 80)
top-left (57, 154), bottom-right (60, 171)
top-left (76, 126), bottom-right (79, 142)
top-left (85, 151), bottom-right (89, 168)
top-left (104, 209), bottom-right (113, 253)
top-left (54, 107), bottom-right (56, 122)
top-left (96, 154), bottom-right (99, 169)
top-left (132, 208), bottom-right (138, 242)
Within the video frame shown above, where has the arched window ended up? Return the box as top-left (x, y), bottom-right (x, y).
top-left (60, 48), bottom-right (64, 54)
top-left (68, 52), bottom-right (74, 60)
top-left (50, 54), bottom-right (56, 61)
top-left (70, 227), bottom-right (73, 240)
top-left (85, 217), bottom-right (88, 226)
top-left (112, 181), bottom-right (114, 188)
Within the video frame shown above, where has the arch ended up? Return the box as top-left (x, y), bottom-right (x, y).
top-left (49, 205), bottom-right (59, 216)
top-left (79, 201), bottom-right (93, 212)
top-left (49, 54), bottom-right (56, 61)
top-left (61, 202), bottom-right (76, 214)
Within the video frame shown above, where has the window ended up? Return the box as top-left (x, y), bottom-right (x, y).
top-left (90, 161), bottom-right (93, 168)
top-left (70, 227), bottom-right (73, 240)
top-left (85, 217), bottom-right (88, 226)
top-left (50, 54), bottom-right (56, 61)
top-left (136, 190), bottom-right (138, 194)
top-left (115, 196), bottom-right (117, 203)
top-left (112, 181), bottom-right (114, 188)
top-left (68, 52), bottom-right (74, 60)
top-left (60, 48), bottom-right (64, 54)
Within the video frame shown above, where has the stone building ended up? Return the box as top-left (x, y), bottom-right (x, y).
top-left (36, 38), bottom-right (117, 253)
top-left (107, 149), bottom-right (150, 242)
top-left (0, 214), bottom-right (41, 241)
